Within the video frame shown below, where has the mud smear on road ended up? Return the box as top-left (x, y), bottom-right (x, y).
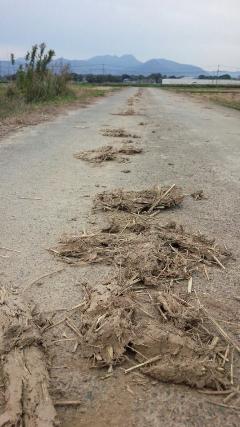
top-left (74, 144), bottom-right (142, 164)
top-left (0, 289), bottom-right (57, 426)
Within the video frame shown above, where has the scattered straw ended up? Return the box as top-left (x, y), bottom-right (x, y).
top-left (74, 144), bottom-right (142, 164)
top-left (101, 128), bottom-right (140, 138)
top-left (51, 220), bottom-right (230, 287)
top-left (94, 186), bottom-right (184, 214)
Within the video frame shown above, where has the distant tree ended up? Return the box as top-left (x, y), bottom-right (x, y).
top-left (121, 74), bottom-right (131, 81)
top-left (219, 74), bottom-right (231, 80)
top-left (71, 73), bottom-right (83, 82)
top-left (148, 73), bottom-right (162, 83)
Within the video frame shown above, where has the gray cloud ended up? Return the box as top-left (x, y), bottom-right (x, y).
top-left (1, 0), bottom-right (240, 70)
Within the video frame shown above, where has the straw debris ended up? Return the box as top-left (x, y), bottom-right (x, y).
top-left (63, 288), bottom-right (231, 389)
top-left (101, 128), bottom-right (140, 138)
top-left (49, 182), bottom-right (234, 391)
top-left (74, 144), bottom-right (142, 163)
top-left (94, 185), bottom-right (184, 213)
top-left (52, 220), bottom-right (230, 285)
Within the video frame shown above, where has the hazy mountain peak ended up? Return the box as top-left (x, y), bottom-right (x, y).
top-left (1, 54), bottom-right (210, 77)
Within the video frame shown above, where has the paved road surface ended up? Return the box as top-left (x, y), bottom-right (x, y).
top-left (0, 88), bottom-right (239, 426)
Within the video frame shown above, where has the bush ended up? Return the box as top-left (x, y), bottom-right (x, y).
top-left (10, 43), bottom-right (70, 103)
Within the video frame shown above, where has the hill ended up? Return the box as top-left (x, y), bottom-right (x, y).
top-left (1, 55), bottom-right (238, 78)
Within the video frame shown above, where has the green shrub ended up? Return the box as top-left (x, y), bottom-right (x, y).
top-left (10, 43), bottom-right (70, 103)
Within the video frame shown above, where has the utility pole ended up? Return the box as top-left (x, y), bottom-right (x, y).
top-left (216, 64), bottom-right (220, 86)
top-left (102, 63), bottom-right (105, 75)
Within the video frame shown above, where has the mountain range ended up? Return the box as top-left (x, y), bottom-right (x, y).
top-left (0, 54), bottom-right (239, 77)
top-left (50, 55), bottom-right (206, 77)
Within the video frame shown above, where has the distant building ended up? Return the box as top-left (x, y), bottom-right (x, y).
top-left (162, 77), bottom-right (240, 86)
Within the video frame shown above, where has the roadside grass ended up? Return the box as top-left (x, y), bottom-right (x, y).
top-left (0, 82), bottom-right (111, 121)
top-left (0, 82), bottom-right (115, 139)
top-left (163, 86), bottom-right (240, 111)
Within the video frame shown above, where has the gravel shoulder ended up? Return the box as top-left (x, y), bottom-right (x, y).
top-left (0, 87), bottom-right (240, 426)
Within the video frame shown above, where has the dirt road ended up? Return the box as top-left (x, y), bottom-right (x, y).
top-left (0, 88), bottom-right (239, 426)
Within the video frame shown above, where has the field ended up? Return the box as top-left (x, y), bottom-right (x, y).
top-left (0, 82), bottom-right (114, 139)
top-left (163, 86), bottom-right (240, 110)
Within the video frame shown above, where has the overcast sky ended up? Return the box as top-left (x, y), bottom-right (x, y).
top-left (1, 0), bottom-right (240, 70)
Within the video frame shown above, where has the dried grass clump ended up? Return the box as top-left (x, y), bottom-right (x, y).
top-left (118, 145), bottom-right (142, 155)
top-left (74, 144), bottom-right (142, 164)
top-left (51, 221), bottom-right (230, 284)
top-left (68, 289), bottom-right (231, 390)
top-left (121, 222), bottom-right (230, 285)
top-left (101, 128), bottom-right (140, 138)
top-left (51, 231), bottom-right (123, 264)
top-left (94, 185), bottom-right (184, 214)
top-left (50, 177), bottom-right (234, 391)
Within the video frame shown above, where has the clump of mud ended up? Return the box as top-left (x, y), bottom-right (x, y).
top-left (101, 128), bottom-right (140, 138)
top-left (61, 288), bottom-right (231, 390)
top-left (74, 144), bottom-right (142, 164)
top-left (0, 289), bottom-right (57, 426)
top-left (94, 185), bottom-right (184, 213)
